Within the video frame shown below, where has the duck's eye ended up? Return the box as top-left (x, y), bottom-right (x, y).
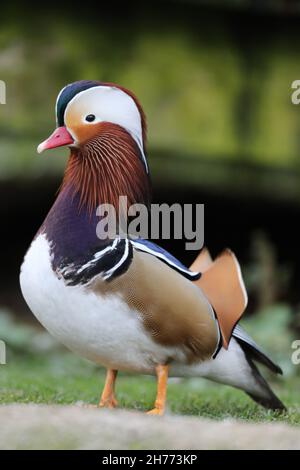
top-left (85, 114), bottom-right (96, 122)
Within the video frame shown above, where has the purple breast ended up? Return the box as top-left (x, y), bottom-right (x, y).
top-left (41, 184), bottom-right (105, 271)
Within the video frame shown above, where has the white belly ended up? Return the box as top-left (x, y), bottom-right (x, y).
top-left (20, 234), bottom-right (185, 373)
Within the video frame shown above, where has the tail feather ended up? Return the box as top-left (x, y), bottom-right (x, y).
top-left (245, 358), bottom-right (286, 411)
top-left (247, 391), bottom-right (286, 411)
top-left (191, 248), bottom-right (248, 349)
top-left (233, 324), bottom-right (282, 375)
top-left (235, 337), bottom-right (286, 411)
top-left (189, 247), bottom-right (213, 273)
top-left (190, 248), bottom-right (286, 411)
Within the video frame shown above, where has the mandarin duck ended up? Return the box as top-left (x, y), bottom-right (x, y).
top-left (20, 80), bottom-right (285, 414)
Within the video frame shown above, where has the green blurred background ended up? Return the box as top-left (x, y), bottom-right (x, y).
top-left (0, 0), bottom-right (299, 412)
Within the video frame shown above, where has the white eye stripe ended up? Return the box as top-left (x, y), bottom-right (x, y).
top-left (129, 131), bottom-right (149, 174)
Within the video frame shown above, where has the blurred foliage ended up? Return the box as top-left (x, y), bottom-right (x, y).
top-left (197, 0), bottom-right (300, 14)
top-left (0, 4), bottom-right (300, 201)
top-left (245, 231), bottom-right (292, 308)
top-left (0, 310), bottom-right (60, 357)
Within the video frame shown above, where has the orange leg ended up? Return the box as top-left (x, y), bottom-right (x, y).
top-left (147, 365), bottom-right (169, 416)
top-left (99, 369), bottom-right (118, 408)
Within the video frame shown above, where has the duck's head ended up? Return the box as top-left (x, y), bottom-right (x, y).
top-left (38, 80), bottom-right (150, 211)
top-left (38, 80), bottom-right (148, 171)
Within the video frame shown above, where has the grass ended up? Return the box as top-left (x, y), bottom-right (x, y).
top-left (0, 350), bottom-right (299, 425)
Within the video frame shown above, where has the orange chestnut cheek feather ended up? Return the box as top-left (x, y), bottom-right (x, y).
top-left (64, 108), bottom-right (102, 144)
top-left (72, 122), bottom-right (104, 145)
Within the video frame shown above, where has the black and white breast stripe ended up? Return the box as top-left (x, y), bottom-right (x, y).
top-left (58, 237), bottom-right (133, 286)
top-left (57, 237), bottom-right (200, 287)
